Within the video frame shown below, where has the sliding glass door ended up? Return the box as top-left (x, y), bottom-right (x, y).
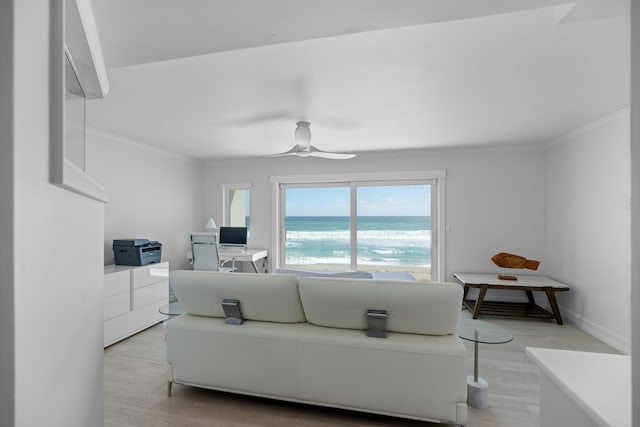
top-left (280, 180), bottom-right (434, 280)
top-left (283, 185), bottom-right (351, 271)
top-left (356, 184), bottom-right (431, 281)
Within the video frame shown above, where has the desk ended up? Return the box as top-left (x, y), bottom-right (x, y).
top-left (219, 248), bottom-right (268, 273)
top-left (454, 273), bottom-right (570, 324)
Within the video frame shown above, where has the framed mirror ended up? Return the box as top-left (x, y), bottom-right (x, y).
top-left (221, 183), bottom-right (252, 230)
top-left (51, 0), bottom-right (109, 202)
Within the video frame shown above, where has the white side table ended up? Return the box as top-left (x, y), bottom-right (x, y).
top-left (159, 301), bottom-right (184, 316)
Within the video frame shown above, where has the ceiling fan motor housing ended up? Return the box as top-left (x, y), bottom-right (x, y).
top-left (295, 121), bottom-right (312, 146)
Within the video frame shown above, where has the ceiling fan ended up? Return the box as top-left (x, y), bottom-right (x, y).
top-left (271, 121), bottom-right (356, 160)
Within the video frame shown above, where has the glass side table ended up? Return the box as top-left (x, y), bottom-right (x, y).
top-left (158, 301), bottom-right (184, 316)
top-left (456, 318), bottom-right (513, 408)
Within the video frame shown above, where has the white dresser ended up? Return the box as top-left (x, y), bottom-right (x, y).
top-left (104, 262), bottom-right (169, 347)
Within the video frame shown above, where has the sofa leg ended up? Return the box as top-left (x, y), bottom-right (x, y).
top-left (167, 380), bottom-right (173, 397)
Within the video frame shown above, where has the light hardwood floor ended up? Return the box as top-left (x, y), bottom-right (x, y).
top-left (104, 310), bottom-right (620, 427)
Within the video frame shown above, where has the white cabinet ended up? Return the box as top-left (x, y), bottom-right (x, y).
top-left (104, 262), bottom-right (169, 347)
top-left (527, 347), bottom-right (631, 427)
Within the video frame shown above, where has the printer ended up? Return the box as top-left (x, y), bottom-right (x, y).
top-left (113, 238), bottom-right (162, 266)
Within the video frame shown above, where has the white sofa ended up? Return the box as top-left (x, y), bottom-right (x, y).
top-left (166, 270), bottom-right (468, 425)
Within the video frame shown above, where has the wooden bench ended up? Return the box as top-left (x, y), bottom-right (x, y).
top-left (453, 273), bottom-right (570, 324)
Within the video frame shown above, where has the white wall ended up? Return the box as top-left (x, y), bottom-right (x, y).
top-left (8, 1), bottom-right (104, 425)
top-left (202, 145), bottom-right (548, 282)
top-left (547, 109), bottom-right (631, 353)
top-left (0, 1), bottom-right (15, 424)
top-left (631, 0), bottom-right (640, 421)
top-left (86, 129), bottom-right (202, 270)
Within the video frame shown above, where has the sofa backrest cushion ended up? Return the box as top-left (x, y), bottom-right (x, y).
top-left (299, 278), bottom-right (463, 335)
top-left (171, 270), bottom-right (306, 323)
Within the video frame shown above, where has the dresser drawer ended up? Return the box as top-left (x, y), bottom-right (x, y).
top-left (104, 270), bottom-right (130, 297)
top-left (131, 262), bottom-right (169, 289)
top-left (132, 279), bottom-right (168, 310)
top-left (104, 291), bottom-right (130, 320)
top-left (104, 262), bottom-right (170, 348)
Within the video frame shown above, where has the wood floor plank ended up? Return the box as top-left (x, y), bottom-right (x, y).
top-left (104, 310), bottom-right (621, 426)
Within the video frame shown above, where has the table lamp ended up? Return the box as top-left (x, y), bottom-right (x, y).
top-left (205, 217), bottom-right (217, 232)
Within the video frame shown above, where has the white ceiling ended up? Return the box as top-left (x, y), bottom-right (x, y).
top-left (87, 0), bottom-right (630, 160)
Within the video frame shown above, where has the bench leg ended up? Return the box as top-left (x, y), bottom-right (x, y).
top-left (544, 288), bottom-right (563, 325)
top-left (525, 290), bottom-right (535, 305)
top-left (473, 285), bottom-right (488, 319)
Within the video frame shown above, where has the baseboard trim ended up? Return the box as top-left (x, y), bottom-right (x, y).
top-left (557, 304), bottom-right (630, 355)
top-left (464, 288), bottom-right (631, 354)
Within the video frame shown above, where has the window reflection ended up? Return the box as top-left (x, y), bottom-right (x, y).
top-left (64, 54), bottom-right (86, 171)
top-left (228, 188), bottom-right (250, 229)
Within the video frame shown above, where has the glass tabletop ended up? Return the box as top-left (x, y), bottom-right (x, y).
top-left (158, 301), bottom-right (184, 316)
top-left (456, 318), bottom-right (513, 344)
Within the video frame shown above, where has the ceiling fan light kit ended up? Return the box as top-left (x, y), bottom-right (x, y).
top-left (271, 121), bottom-right (356, 160)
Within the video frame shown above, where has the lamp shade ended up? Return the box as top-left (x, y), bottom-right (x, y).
top-left (205, 217), bottom-right (217, 230)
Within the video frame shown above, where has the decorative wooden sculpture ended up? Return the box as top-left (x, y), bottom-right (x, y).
top-left (491, 252), bottom-right (540, 280)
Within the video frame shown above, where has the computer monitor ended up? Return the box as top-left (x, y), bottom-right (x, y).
top-left (218, 227), bottom-right (248, 247)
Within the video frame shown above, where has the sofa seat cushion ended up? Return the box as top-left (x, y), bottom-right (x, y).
top-left (170, 270), bottom-right (305, 323)
top-left (299, 278), bottom-right (463, 335)
top-left (166, 314), bottom-right (466, 355)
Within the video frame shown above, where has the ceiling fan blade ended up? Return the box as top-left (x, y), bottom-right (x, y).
top-left (268, 144), bottom-right (304, 157)
top-left (307, 151), bottom-right (357, 160)
top-left (307, 145), bottom-right (356, 160)
top-left (227, 112), bottom-right (294, 126)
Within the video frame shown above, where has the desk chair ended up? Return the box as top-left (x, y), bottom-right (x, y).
top-left (190, 232), bottom-right (234, 272)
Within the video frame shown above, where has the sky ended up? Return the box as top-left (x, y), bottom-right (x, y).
top-left (285, 185), bottom-right (431, 216)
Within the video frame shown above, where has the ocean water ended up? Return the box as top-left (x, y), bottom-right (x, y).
top-left (285, 216), bottom-right (431, 267)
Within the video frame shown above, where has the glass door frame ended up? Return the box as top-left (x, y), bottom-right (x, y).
top-left (353, 180), bottom-right (435, 273)
top-left (279, 181), bottom-right (351, 270)
top-left (271, 170), bottom-right (446, 281)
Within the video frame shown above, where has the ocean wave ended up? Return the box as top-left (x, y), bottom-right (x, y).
top-left (286, 256), bottom-right (430, 267)
top-left (286, 230), bottom-right (348, 240)
top-left (285, 228), bottom-right (431, 266)
top-left (287, 229), bottom-right (430, 244)
top-left (372, 249), bottom-right (398, 255)
top-left (285, 256), bottom-right (351, 265)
